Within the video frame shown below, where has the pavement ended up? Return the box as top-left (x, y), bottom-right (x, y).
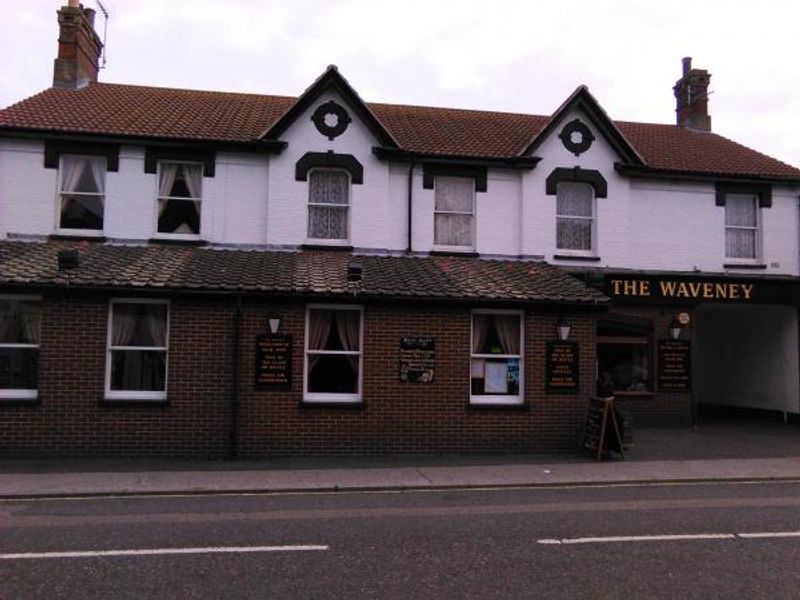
top-left (2, 421), bottom-right (799, 499)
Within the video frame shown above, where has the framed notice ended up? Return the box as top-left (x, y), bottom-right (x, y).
top-left (254, 333), bottom-right (292, 390)
top-left (657, 340), bottom-right (691, 392)
top-left (399, 337), bottom-right (435, 383)
top-left (545, 341), bottom-right (579, 394)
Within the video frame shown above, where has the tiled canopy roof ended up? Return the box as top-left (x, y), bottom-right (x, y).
top-left (0, 241), bottom-right (606, 304)
top-left (1, 83), bottom-right (799, 180)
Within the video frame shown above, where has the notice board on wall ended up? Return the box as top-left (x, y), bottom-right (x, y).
top-left (399, 337), bottom-right (435, 383)
top-left (545, 341), bottom-right (579, 394)
top-left (657, 340), bottom-right (691, 392)
top-left (254, 334), bottom-right (292, 390)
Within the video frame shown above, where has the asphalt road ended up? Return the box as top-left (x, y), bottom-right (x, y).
top-left (2, 481), bottom-right (800, 599)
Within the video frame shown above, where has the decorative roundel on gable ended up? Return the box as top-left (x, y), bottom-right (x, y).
top-left (559, 119), bottom-right (595, 156)
top-left (311, 101), bottom-right (352, 140)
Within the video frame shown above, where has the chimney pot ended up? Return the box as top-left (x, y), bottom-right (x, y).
top-left (674, 57), bottom-right (711, 132)
top-left (53, 2), bottom-right (103, 89)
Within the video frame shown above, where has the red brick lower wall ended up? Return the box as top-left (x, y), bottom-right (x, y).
top-left (1, 292), bottom-right (693, 458)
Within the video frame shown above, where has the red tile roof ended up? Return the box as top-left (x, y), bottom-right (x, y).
top-left (1, 82), bottom-right (798, 180)
top-left (0, 241), bottom-right (606, 304)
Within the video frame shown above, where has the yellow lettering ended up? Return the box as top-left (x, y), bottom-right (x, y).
top-left (611, 280), bottom-right (623, 295)
top-left (623, 280), bottom-right (638, 295)
top-left (729, 285), bottom-right (740, 299)
top-left (714, 283), bottom-right (728, 299)
top-left (741, 284), bottom-right (754, 300)
top-left (677, 283), bottom-right (690, 297)
top-left (640, 281), bottom-right (651, 296)
top-left (689, 282), bottom-right (702, 297)
top-left (660, 281), bottom-right (678, 296)
top-left (703, 282), bottom-right (714, 298)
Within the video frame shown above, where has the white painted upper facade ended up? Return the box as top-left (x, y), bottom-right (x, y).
top-left (1, 87), bottom-right (798, 277)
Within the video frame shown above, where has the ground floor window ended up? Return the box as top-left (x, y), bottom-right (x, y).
top-left (304, 305), bottom-right (362, 403)
top-left (597, 319), bottom-right (652, 393)
top-left (470, 310), bottom-right (523, 405)
top-left (0, 296), bottom-right (40, 399)
top-left (106, 299), bottom-right (169, 401)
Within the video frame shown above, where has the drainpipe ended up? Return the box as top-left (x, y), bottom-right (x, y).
top-left (230, 295), bottom-right (242, 458)
top-left (407, 162), bottom-right (415, 253)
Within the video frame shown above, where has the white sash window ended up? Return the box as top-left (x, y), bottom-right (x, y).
top-left (556, 182), bottom-right (594, 253)
top-left (434, 176), bottom-right (475, 249)
top-left (308, 170), bottom-right (350, 241)
top-left (58, 155), bottom-right (106, 233)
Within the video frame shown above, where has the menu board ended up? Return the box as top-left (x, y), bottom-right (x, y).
top-left (545, 341), bottom-right (579, 394)
top-left (399, 337), bottom-right (435, 383)
top-left (657, 340), bottom-right (691, 392)
top-left (254, 334), bottom-right (292, 390)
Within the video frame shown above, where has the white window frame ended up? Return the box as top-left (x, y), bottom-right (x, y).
top-left (306, 168), bottom-right (351, 246)
top-left (433, 175), bottom-right (476, 252)
top-left (470, 309), bottom-right (524, 406)
top-left (55, 154), bottom-right (106, 238)
top-left (555, 181), bottom-right (596, 256)
top-left (0, 294), bottom-right (41, 400)
top-left (724, 193), bottom-right (761, 262)
top-left (153, 160), bottom-right (204, 241)
top-left (105, 298), bottom-right (170, 402)
top-left (304, 303), bottom-right (363, 404)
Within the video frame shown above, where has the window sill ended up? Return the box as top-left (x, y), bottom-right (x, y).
top-left (148, 237), bottom-right (207, 246)
top-left (50, 233), bottom-right (106, 242)
top-left (300, 400), bottom-right (364, 409)
top-left (468, 402), bottom-right (529, 411)
top-left (101, 397), bottom-right (170, 407)
top-left (553, 254), bottom-right (601, 262)
top-left (430, 249), bottom-right (479, 258)
top-left (301, 243), bottom-right (354, 252)
top-left (723, 263), bottom-right (767, 270)
top-left (0, 393), bottom-right (39, 406)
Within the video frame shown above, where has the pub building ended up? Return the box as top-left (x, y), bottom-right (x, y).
top-left (0, 4), bottom-right (798, 457)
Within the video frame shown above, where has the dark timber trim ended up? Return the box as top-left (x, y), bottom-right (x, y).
top-left (44, 139), bottom-right (120, 171)
top-left (423, 163), bottom-right (488, 192)
top-left (144, 147), bottom-right (216, 177)
top-left (295, 151), bottom-right (363, 184)
top-left (715, 182), bottom-right (772, 208)
top-left (546, 166), bottom-right (608, 198)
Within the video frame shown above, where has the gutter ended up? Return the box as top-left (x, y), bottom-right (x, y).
top-left (615, 162), bottom-right (800, 186)
top-left (372, 146), bottom-right (541, 170)
top-left (406, 162), bottom-right (415, 253)
top-left (230, 295), bottom-right (242, 459)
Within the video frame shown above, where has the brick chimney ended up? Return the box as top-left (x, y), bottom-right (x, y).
top-left (53, 1), bottom-right (103, 89)
top-left (673, 57), bottom-right (711, 132)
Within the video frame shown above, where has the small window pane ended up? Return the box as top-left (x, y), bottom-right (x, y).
top-left (556, 182), bottom-right (593, 217)
top-left (557, 218), bottom-right (592, 251)
top-left (435, 177), bottom-right (474, 212)
top-left (60, 156), bottom-right (105, 194)
top-left (308, 354), bottom-right (358, 394)
top-left (59, 195), bottom-right (104, 230)
top-left (309, 171), bottom-right (349, 205)
top-left (470, 357), bottom-right (520, 395)
top-left (0, 299), bottom-right (40, 344)
top-left (726, 229), bottom-right (756, 259)
top-left (725, 195), bottom-right (757, 227)
top-left (111, 303), bottom-right (168, 347)
top-left (308, 206), bottom-right (347, 239)
top-left (110, 350), bottom-right (166, 391)
top-left (472, 314), bottom-right (520, 354)
top-left (157, 199), bottom-right (201, 234)
top-left (434, 214), bottom-right (472, 246)
top-left (0, 348), bottom-right (38, 390)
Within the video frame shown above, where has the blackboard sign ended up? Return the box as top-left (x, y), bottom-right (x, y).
top-left (545, 341), bottom-right (579, 394)
top-left (583, 397), bottom-right (625, 461)
top-left (399, 337), bottom-right (435, 383)
top-left (658, 340), bottom-right (691, 392)
top-left (255, 334), bottom-right (292, 390)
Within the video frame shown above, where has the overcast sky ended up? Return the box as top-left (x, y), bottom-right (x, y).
top-left (2, 1), bottom-right (798, 169)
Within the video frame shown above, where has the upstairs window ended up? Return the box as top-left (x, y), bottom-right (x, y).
top-left (556, 181), bottom-right (594, 252)
top-left (0, 296), bottom-right (40, 400)
top-left (470, 310), bottom-right (523, 405)
top-left (106, 300), bottom-right (169, 401)
top-left (308, 169), bottom-right (349, 241)
top-left (305, 305), bottom-right (362, 403)
top-left (157, 162), bottom-right (203, 237)
top-left (725, 193), bottom-right (759, 259)
top-left (58, 155), bottom-right (106, 232)
top-left (434, 176), bottom-right (475, 249)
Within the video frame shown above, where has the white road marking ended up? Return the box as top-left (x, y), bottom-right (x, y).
top-left (0, 544), bottom-right (329, 560)
top-left (538, 531), bottom-right (800, 545)
top-left (737, 531), bottom-right (800, 539)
